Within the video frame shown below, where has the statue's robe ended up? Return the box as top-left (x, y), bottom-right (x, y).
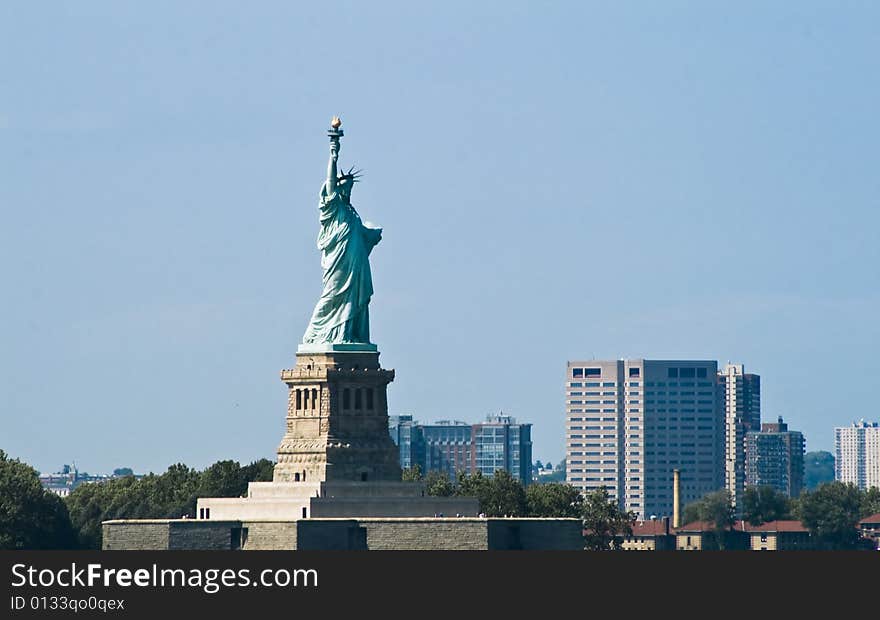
top-left (302, 183), bottom-right (381, 344)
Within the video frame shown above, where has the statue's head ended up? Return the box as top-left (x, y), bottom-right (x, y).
top-left (336, 166), bottom-right (362, 202)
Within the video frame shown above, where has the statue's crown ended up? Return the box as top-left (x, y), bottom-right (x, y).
top-left (338, 166), bottom-right (362, 183)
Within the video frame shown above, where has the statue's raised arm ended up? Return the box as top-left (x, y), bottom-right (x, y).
top-left (325, 116), bottom-right (342, 195)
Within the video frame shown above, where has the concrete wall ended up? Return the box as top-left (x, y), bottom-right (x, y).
top-left (199, 497), bottom-right (311, 521)
top-left (103, 521), bottom-right (170, 550)
top-left (296, 520), bottom-right (366, 550)
top-left (503, 520), bottom-right (584, 550)
top-left (241, 522), bottom-right (299, 551)
top-left (168, 522), bottom-right (237, 550)
top-left (102, 520), bottom-right (237, 551)
top-left (309, 497), bottom-right (479, 518)
top-left (298, 518), bottom-right (583, 550)
top-left (362, 520), bottom-right (489, 550)
top-left (102, 518), bottom-right (583, 551)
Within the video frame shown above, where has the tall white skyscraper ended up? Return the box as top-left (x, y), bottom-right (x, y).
top-left (835, 421), bottom-right (880, 490)
top-left (718, 363), bottom-right (761, 508)
top-left (565, 359), bottom-right (722, 519)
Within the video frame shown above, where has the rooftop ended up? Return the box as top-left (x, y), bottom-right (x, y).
top-left (744, 520), bottom-right (808, 533)
top-left (629, 520), bottom-right (672, 536)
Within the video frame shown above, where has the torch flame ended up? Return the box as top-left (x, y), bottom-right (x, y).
top-left (330, 116), bottom-right (342, 129)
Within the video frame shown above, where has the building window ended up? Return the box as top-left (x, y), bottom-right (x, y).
top-left (680, 368), bottom-right (696, 378)
top-left (355, 389), bottom-right (363, 410)
top-left (572, 368), bottom-right (584, 378)
top-left (296, 390), bottom-right (302, 410)
top-left (343, 388), bottom-right (351, 409)
top-left (366, 389), bottom-right (374, 410)
top-left (585, 368), bottom-right (601, 377)
top-left (312, 388), bottom-right (318, 409)
top-left (629, 368), bottom-right (640, 377)
top-left (668, 368), bottom-right (679, 378)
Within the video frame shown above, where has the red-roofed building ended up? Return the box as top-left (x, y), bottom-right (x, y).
top-left (620, 517), bottom-right (676, 551)
top-left (859, 513), bottom-right (880, 550)
top-left (744, 520), bottom-right (813, 551)
top-left (674, 521), bottom-right (749, 551)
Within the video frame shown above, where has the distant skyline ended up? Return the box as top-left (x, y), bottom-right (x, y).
top-left (2, 3), bottom-right (878, 474)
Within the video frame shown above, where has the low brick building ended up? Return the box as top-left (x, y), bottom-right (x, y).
top-left (619, 518), bottom-right (676, 551)
top-left (859, 513), bottom-right (880, 550)
top-left (675, 521), bottom-right (749, 551)
top-left (745, 520), bottom-right (813, 551)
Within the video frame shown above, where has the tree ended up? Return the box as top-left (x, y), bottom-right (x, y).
top-left (0, 450), bottom-right (76, 549)
top-left (533, 459), bottom-right (567, 484)
top-left (66, 458), bottom-right (277, 549)
top-left (424, 470), bottom-right (454, 497)
top-left (453, 470), bottom-right (527, 517)
top-left (796, 482), bottom-right (863, 549)
top-left (741, 485), bottom-right (793, 525)
top-left (113, 467), bottom-right (134, 477)
top-left (480, 470), bottom-right (527, 517)
top-left (526, 482), bottom-right (583, 518)
top-left (804, 451), bottom-right (835, 490)
top-left (682, 490), bottom-right (735, 550)
top-left (861, 486), bottom-right (880, 518)
top-left (198, 460), bottom-right (248, 499)
top-left (401, 464), bottom-right (422, 482)
top-left (240, 458), bottom-right (275, 484)
top-left (456, 470), bottom-right (489, 500)
top-left (66, 475), bottom-right (135, 549)
top-left (147, 463), bottom-right (202, 519)
top-left (581, 487), bottom-right (636, 551)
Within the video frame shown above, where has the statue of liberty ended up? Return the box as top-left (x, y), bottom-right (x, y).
top-left (300, 118), bottom-right (381, 352)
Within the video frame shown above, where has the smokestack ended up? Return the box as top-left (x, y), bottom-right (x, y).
top-left (673, 469), bottom-right (681, 529)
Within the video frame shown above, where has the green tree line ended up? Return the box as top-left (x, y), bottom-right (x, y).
top-left (7, 448), bottom-right (877, 550)
top-left (683, 482), bottom-right (880, 550)
top-left (0, 450), bottom-right (273, 549)
top-left (403, 466), bottom-right (636, 550)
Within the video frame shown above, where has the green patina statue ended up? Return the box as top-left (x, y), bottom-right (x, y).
top-left (299, 118), bottom-right (381, 352)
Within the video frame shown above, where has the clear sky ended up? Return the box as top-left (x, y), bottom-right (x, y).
top-left (2, 2), bottom-right (878, 475)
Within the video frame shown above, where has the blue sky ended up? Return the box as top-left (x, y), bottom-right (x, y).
top-left (2, 2), bottom-right (878, 474)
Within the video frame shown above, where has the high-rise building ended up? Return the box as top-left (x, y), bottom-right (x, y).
top-left (718, 364), bottom-right (761, 508)
top-left (422, 420), bottom-right (474, 480)
top-left (388, 415), bottom-right (533, 486)
top-left (744, 416), bottom-right (805, 497)
top-left (388, 415), bottom-right (426, 471)
top-left (472, 414), bottom-right (532, 485)
top-left (565, 359), bottom-right (723, 519)
top-left (835, 420), bottom-right (880, 490)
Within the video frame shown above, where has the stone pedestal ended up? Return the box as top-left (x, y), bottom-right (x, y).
top-left (273, 350), bottom-right (402, 484)
top-left (195, 348), bottom-right (479, 524)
